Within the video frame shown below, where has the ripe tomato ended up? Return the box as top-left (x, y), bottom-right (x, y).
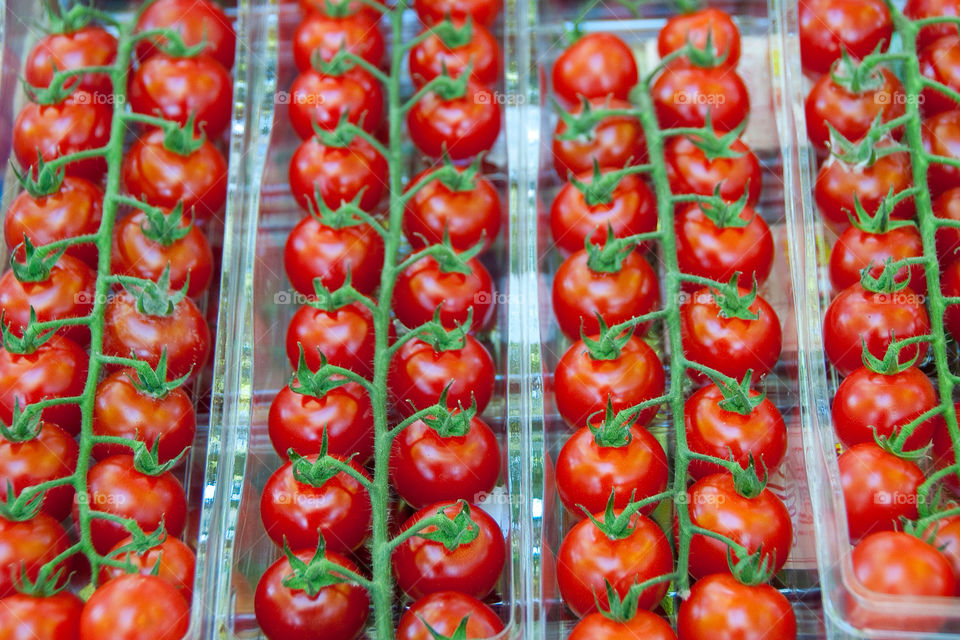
top-left (415, 0), bottom-right (500, 26)
top-left (80, 574), bottom-right (189, 640)
top-left (923, 110), bottom-right (960, 196)
top-left (554, 334), bottom-right (665, 427)
top-left (929, 516), bottom-right (960, 583)
top-left (283, 216), bottom-right (384, 297)
top-left (832, 366), bottom-right (941, 450)
top-left (553, 97), bottom-right (646, 178)
top-left (0, 421), bottom-right (77, 521)
top-left (917, 36), bottom-right (960, 117)
top-left (906, 0), bottom-right (960, 48)
top-left (799, 0), bottom-right (892, 75)
top-left (403, 167), bottom-right (502, 251)
top-left (0, 513), bottom-right (71, 598)
top-left (393, 254), bottom-right (494, 331)
top-left (410, 20), bottom-right (501, 89)
top-left (658, 8), bottom-right (741, 69)
top-left (822, 283), bottom-right (930, 376)
top-left (389, 336), bottom-right (495, 417)
top-left (852, 531), bottom-right (954, 598)
top-left (391, 413), bottom-right (500, 509)
top-left (651, 66), bottom-right (749, 131)
top-left (933, 416), bottom-right (960, 496)
top-left (571, 610), bottom-right (676, 640)
top-left (396, 591), bottom-right (504, 640)
top-left (25, 26), bottom-right (117, 97)
top-left (13, 93), bottom-right (111, 182)
top-left (122, 128), bottom-right (228, 222)
top-left (289, 136), bottom-right (387, 213)
top-left (0, 591), bottom-right (83, 640)
top-left (935, 187), bottom-right (960, 260)
top-left (665, 134), bottom-right (761, 206)
top-left (0, 253), bottom-right (96, 345)
top-left (828, 223), bottom-right (925, 293)
top-left (135, 0), bottom-right (237, 69)
top-left (260, 455), bottom-right (371, 553)
top-left (289, 66), bottom-right (383, 139)
top-left (675, 205), bottom-right (774, 287)
top-left (686, 473), bottom-right (793, 579)
top-left (552, 33), bottom-right (638, 105)
top-left (814, 146), bottom-right (915, 228)
top-left (677, 573), bottom-right (797, 640)
top-left (0, 334), bottom-right (88, 434)
top-left (292, 12), bottom-right (384, 73)
top-left (407, 82), bottom-right (501, 160)
top-left (551, 248), bottom-right (660, 339)
top-left (555, 422), bottom-right (668, 516)
top-left (102, 289), bottom-right (211, 381)
top-left (943, 257), bottom-right (960, 340)
top-left (254, 549), bottom-right (369, 640)
top-left (684, 383), bottom-right (787, 480)
top-left (299, 0), bottom-right (383, 20)
top-left (4, 176), bottom-right (102, 267)
top-left (549, 171), bottom-right (656, 256)
top-left (392, 501), bottom-right (505, 599)
top-left (556, 511), bottom-right (672, 616)
top-left (100, 535), bottom-right (196, 599)
top-left (92, 368), bottom-right (196, 464)
top-left (839, 443), bottom-right (925, 540)
top-left (79, 455), bottom-right (187, 554)
top-left (805, 67), bottom-right (905, 150)
top-left (268, 379), bottom-right (373, 461)
top-left (286, 303), bottom-right (376, 374)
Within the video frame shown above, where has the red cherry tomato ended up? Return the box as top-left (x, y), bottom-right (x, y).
top-left (943, 257), bottom-right (960, 340)
top-left (675, 204), bottom-right (774, 287)
top-left (80, 574), bottom-right (190, 640)
top-left (25, 26), bottom-right (117, 97)
top-left (0, 513), bottom-right (72, 598)
top-left (677, 573), bottom-right (797, 640)
top-left (396, 591), bottom-right (504, 640)
top-left (828, 223), bottom-right (925, 293)
top-left (815, 145), bottom-right (915, 229)
top-left (658, 8), bottom-right (741, 69)
top-left (840, 443), bottom-right (925, 540)
top-left (393, 254), bottom-right (495, 331)
top-left (100, 535), bottom-right (196, 599)
top-left (929, 516), bottom-right (960, 584)
top-left (934, 187), bottom-right (960, 261)
top-left (799, 0), bottom-right (892, 75)
top-left (917, 35), bottom-right (960, 116)
top-left (665, 133), bottom-right (762, 206)
top-left (570, 609), bottom-right (676, 640)
top-left (552, 33), bottom-right (638, 104)
top-left (292, 12), bottom-right (384, 73)
top-left (553, 97), bottom-right (646, 178)
top-left (410, 20), bottom-right (501, 89)
top-left (403, 167), bottom-right (502, 252)
top-left (906, 0), bottom-right (960, 48)
top-left (933, 415), bottom-right (960, 496)
top-left (135, 0), bottom-right (237, 69)
top-left (288, 136), bottom-right (387, 213)
top-left (286, 302), bottom-right (376, 374)
top-left (407, 82), bottom-right (501, 160)
top-left (923, 109), bottom-right (960, 196)
top-left (651, 66), bottom-right (749, 132)
top-left (283, 217), bottom-right (384, 298)
top-left (415, 0), bottom-right (500, 26)
top-left (0, 591), bottom-right (83, 640)
top-left (852, 531), bottom-right (955, 598)
top-left (289, 66), bottom-right (383, 139)
top-left (805, 67), bottom-right (905, 150)
top-left (0, 421), bottom-right (77, 520)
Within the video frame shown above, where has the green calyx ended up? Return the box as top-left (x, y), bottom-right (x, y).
top-left (132, 437), bottom-right (188, 475)
top-left (708, 273), bottom-right (760, 320)
top-left (681, 28), bottom-right (730, 69)
top-left (429, 62), bottom-right (472, 101)
top-left (150, 27), bottom-right (207, 58)
top-left (308, 274), bottom-right (362, 312)
top-left (125, 350), bottom-right (190, 399)
top-left (12, 155), bottom-right (64, 198)
top-left (11, 563), bottom-right (71, 598)
top-left (730, 453), bottom-right (768, 499)
top-left (726, 545), bottom-right (776, 586)
top-left (707, 369), bottom-right (765, 416)
top-left (45, 4), bottom-right (106, 33)
top-left (830, 47), bottom-right (885, 95)
top-left (313, 109), bottom-right (367, 148)
top-left (414, 308), bottom-right (471, 352)
top-left (587, 396), bottom-right (637, 448)
top-left (432, 16), bottom-right (474, 49)
top-left (696, 184), bottom-right (751, 229)
top-left (826, 113), bottom-right (905, 167)
top-left (307, 188), bottom-right (368, 230)
top-left (289, 347), bottom-right (350, 398)
top-left (0, 400), bottom-right (42, 443)
top-left (584, 224), bottom-right (638, 273)
top-left (1, 309), bottom-right (55, 355)
top-left (685, 114), bottom-right (747, 162)
top-left (161, 114), bottom-right (207, 156)
top-left (580, 314), bottom-right (643, 361)
top-left (312, 45), bottom-right (356, 77)
top-left (581, 490), bottom-right (646, 540)
top-left (554, 96), bottom-right (621, 142)
top-left (434, 151), bottom-right (482, 192)
top-left (108, 525), bottom-right (169, 560)
top-left (594, 579), bottom-right (645, 623)
top-left (122, 266), bottom-right (189, 317)
top-left (417, 615), bottom-right (473, 640)
top-left (414, 501), bottom-right (480, 551)
top-left (861, 331), bottom-right (921, 374)
top-left (858, 256), bottom-right (913, 294)
top-left (281, 536), bottom-right (346, 597)
top-left (428, 228), bottom-right (482, 274)
top-left (10, 237), bottom-right (65, 283)
top-left (138, 202), bottom-right (193, 247)
top-left (321, 0), bottom-right (359, 18)
top-left (0, 478), bottom-right (44, 522)
top-left (422, 397), bottom-right (477, 438)
top-left (846, 189), bottom-right (912, 234)
top-left (288, 429), bottom-right (355, 488)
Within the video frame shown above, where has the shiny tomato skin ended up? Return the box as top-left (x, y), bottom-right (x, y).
top-left (571, 610), bottom-right (676, 640)
top-left (0, 421), bottom-right (77, 520)
top-left (392, 501), bottom-right (505, 599)
top-left (852, 531), bottom-right (955, 598)
top-left (396, 591), bottom-right (504, 640)
top-left (392, 255), bottom-right (495, 331)
top-left (135, 0), bottom-right (236, 69)
top-left (292, 12), bottom-right (384, 73)
top-left (933, 415), bottom-right (960, 495)
top-left (415, 0), bottom-right (500, 26)
top-left (549, 171), bottom-right (656, 256)
top-left (13, 94), bottom-right (111, 182)
top-left (651, 66), bottom-right (749, 132)
top-left (288, 136), bottom-right (387, 213)
top-left (555, 423), bottom-right (668, 516)
top-left (675, 204), bottom-right (774, 287)
top-left (686, 473), bottom-right (793, 579)
top-left (554, 335), bottom-right (665, 428)
top-left (285, 303), bottom-right (376, 374)
top-left (92, 368), bottom-right (196, 464)
top-left (122, 128), bottom-right (228, 222)
top-left (684, 383), bottom-right (787, 480)
top-left (389, 336), bottom-right (495, 417)
top-left (390, 414), bottom-right (500, 509)
top-left (840, 443), bottom-right (925, 541)
top-left (78, 455), bottom-right (187, 554)
top-left (4, 176), bottom-right (102, 267)
top-left (80, 574), bottom-right (190, 640)
top-left (823, 283), bottom-right (930, 376)
top-left (906, 0), bottom-right (960, 48)
top-left (0, 513), bottom-right (72, 598)
top-left (944, 257), bottom-right (960, 340)
top-left (930, 516), bottom-right (960, 584)
top-left (283, 216), bottom-right (385, 297)
top-left (403, 168), bottom-right (502, 252)
top-left (25, 27), bottom-right (117, 98)
top-left (254, 550), bottom-right (369, 640)
top-left (289, 66), bottom-right (383, 139)
top-left (268, 380), bottom-right (373, 461)
top-left (0, 335), bottom-right (88, 435)
top-left (553, 97), bottom-right (646, 178)
top-left (100, 535), bottom-right (196, 599)
top-left (799, 0), bottom-right (892, 75)
top-left (102, 290), bottom-right (211, 381)
top-left (410, 20), bottom-right (501, 89)
top-left (677, 573), bottom-right (797, 640)
top-left (935, 187), bottom-right (960, 261)
top-left (665, 134), bottom-right (762, 206)
top-left (407, 82), bottom-right (501, 160)
top-left (829, 224), bottom-right (925, 293)
top-left (918, 36), bottom-right (960, 116)
top-left (805, 67), bottom-right (905, 149)
top-left (551, 248), bottom-right (660, 339)
top-left (0, 591), bottom-right (83, 640)
top-left (658, 8), bottom-right (741, 69)
top-left (552, 33), bottom-right (638, 104)
top-left (556, 511), bottom-right (672, 616)
top-left (923, 109), bottom-right (960, 196)
top-left (814, 147), bottom-right (914, 229)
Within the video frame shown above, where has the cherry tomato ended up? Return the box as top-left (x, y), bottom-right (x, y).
top-left (552, 33), bottom-right (638, 104)
top-left (122, 128), bottom-right (228, 222)
top-left (556, 510), bottom-right (672, 616)
top-left (943, 256), bottom-right (960, 340)
top-left (0, 591), bottom-right (83, 640)
top-left (675, 205), bottom-right (774, 287)
top-left (392, 501), bottom-right (505, 599)
top-left (283, 216), bottom-right (384, 297)
top-left (79, 455), bottom-right (187, 554)
top-left (684, 383), bottom-right (787, 480)
top-left (135, 0), bottom-right (237, 69)
top-left (555, 422), bottom-right (668, 516)
top-left (553, 97), bottom-right (646, 178)
top-left (552, 248), bottom-right (660, 339)
top-left (686, 473), bottom-right (793, 579)
top-left (80, 574), bottom-right (190, 640)
top-left (410, 20), bottom-right (501, 89)
top-left (677, 573), bottom-right (797, 640)
top-left (665, 134), bottom-right (761, 206)
top-left (658, 8), bottom-right (741, 69)
top-left (0, 421), bottom-right (77, 520)
top-left (25, 26), bottom-right (117, 97)
top-left (829, 223), bottom-right (925, 293)
top-left (823, 282), bottom-right (930, 376)
top-left (651, 66), bottom-right (749, 131)
top-left (0, 334), bottom-right (88, 434)
top-left (389, 336), bottom-right (495, 417)
top-left (393, 254), bottom-right (494, 331)
top-left (289, 136), bottom-right (387, 213)
top-left (933, 415), bottom-right (960, 496)
top-left (554, 334), bottom-right (665, 427)
top-left (935, 187), bottom-right (960, 261)
top-left (923, 109), bottom-right (960, 196)
top-left (799, 0), bottom-right (892, 75)
top-left (408, 81), bottom-right (501, 160)
top-left (0, 513), bottom-right (72, 598)
top-left (805, 67), bottom-right (905, 150)
top-left (549, 171), bottom-right (656, 255)
top-left (102, 289), bottom-right (211, 381)
top-left (254, 549), bottom-right (369, 640)
top-left (840, 442), bottom-right (925, 540)
top-left (289, 66), bottom-right (383, 139)
top-left (12, 93), bottom-right (111, 182)
top-left (415, 0), bottom-right (500, 26)
top-left (403, 167), bottom-right (502, 251)
top-left (852, 531), bottom-right (955, 598)
top-left (929, 516), bottom-right (960, 584)
top-left (396, 591), bottom-right (504, 640)
top-left (814, 146), bottom-right (915, 228)
top-left (292, 12), bottom-right (384, 73)
top-left (286, 302), bottom-right (376, 374)
top-left (906, 0), bottom-right (960, 48)
top-left (299, 0), bottom-right (384, 20)
top-left (571, 610), bottom-right (676, 640)
top-left (100, 535), bottom-right (196, 599)
top-left (916, 35), bottom-right (960, 117)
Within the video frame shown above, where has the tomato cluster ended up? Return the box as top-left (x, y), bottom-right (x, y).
top-left (0, 0), bottom-right (233, 637)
